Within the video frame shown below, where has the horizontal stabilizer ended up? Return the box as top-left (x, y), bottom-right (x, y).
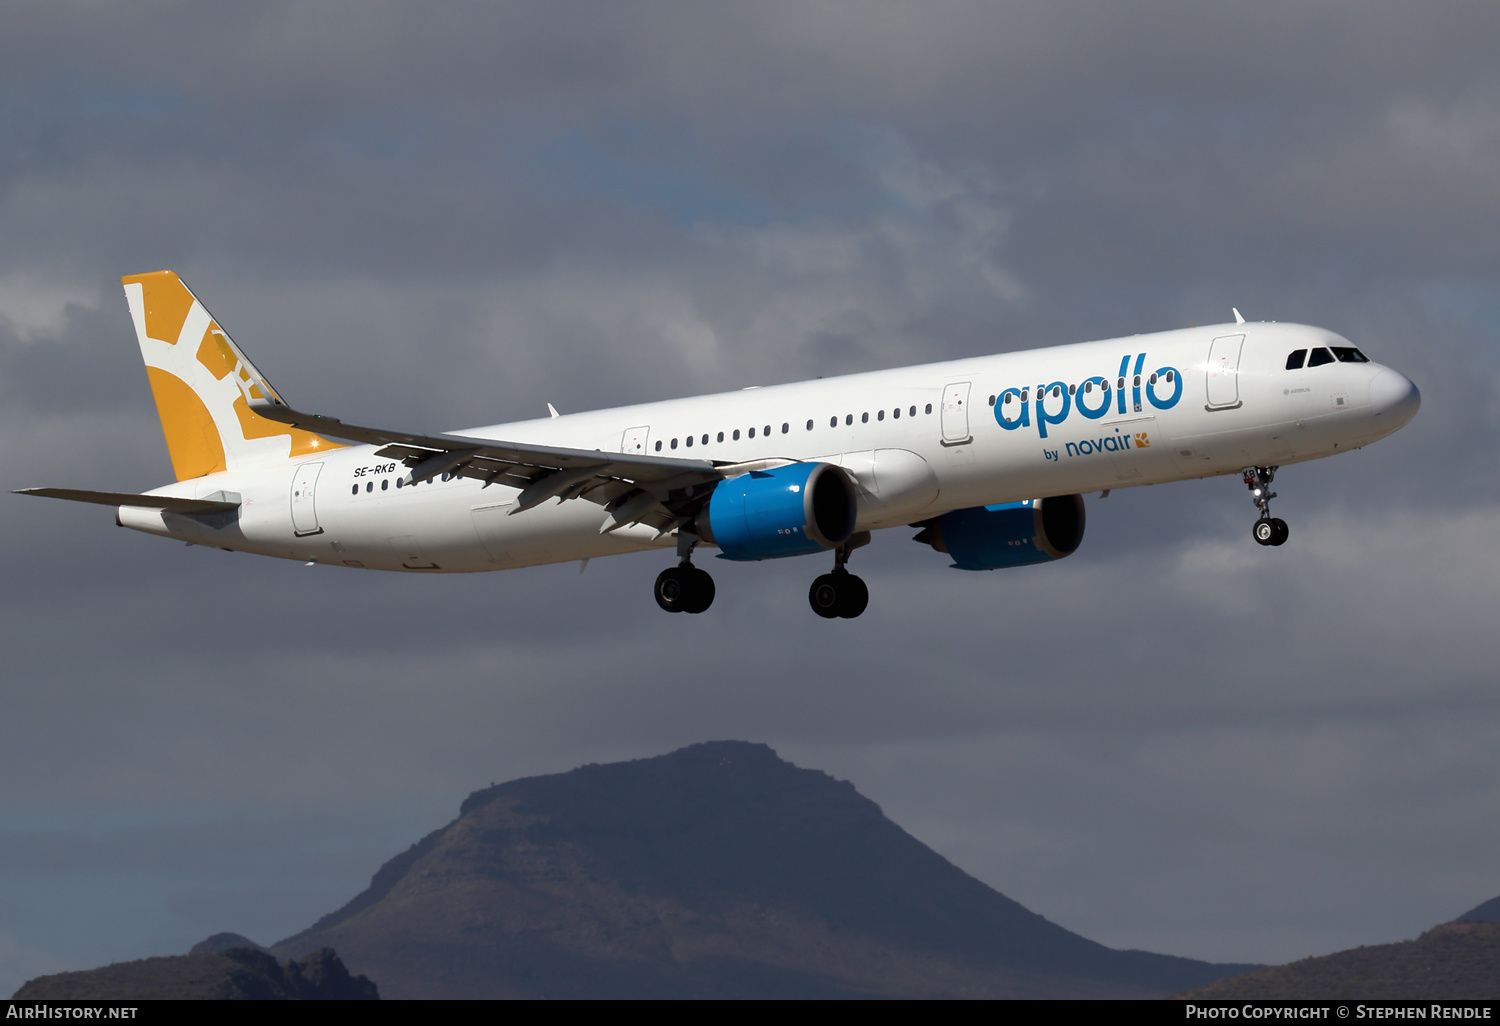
top-left (14, 488), bottom-right (239, 513)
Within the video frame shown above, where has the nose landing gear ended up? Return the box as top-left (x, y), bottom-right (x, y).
top-left (1243, 466), bottom-right (1289, 547)
top-left (809, 532), bottom-right (871, 619)
top-left (655, 531), bottom-right (715, 614)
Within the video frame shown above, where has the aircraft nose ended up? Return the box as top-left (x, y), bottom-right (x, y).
top-left (1369, 367), bottom-right (1420, 427)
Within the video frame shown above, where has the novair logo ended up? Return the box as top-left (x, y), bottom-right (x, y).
top-left (1065, 428), bottom-right (1150, 458)
top-left (994, 353), bottom-right (1183, 439)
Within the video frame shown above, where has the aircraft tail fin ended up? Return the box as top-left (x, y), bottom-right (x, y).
top-left (120, 271), bottom-right (344, 481)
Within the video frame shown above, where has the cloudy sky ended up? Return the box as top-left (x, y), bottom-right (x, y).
top-left (2, 0), bottom-right (1498, 991)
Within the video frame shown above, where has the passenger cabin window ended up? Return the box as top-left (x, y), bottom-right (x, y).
top-left (1332, 347), bottom-right (1369, 363)
top-left (717, 431), bottom-right (724, 442)
top-left (655, 440), bottom-right (662, 451)
top-left (1286, 349), bottom-right (1307, 370)
top-left (733, 429), bottom-right (740, 440)
top-left (1308, 347), bottom-right (1334, 367)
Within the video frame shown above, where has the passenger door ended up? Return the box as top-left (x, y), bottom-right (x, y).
top-left (1205, 334), bottom-right (1245, 410)
top-left (940, 382), bottom-right (972, 445)
top-left (290, 462), bottom-right (324, 536)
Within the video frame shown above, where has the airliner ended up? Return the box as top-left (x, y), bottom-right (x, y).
top-left (18, 271), bottom-right (1420, 618)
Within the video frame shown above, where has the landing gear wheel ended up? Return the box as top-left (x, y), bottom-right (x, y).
top-left (655, 567), bottom-right (690, 612)
top-left (837, 574), bottom-right (868, 619)
top-left (656, 565), bottom-right (715, 614)
top-left (1253, 518), bottom-right (1277, 546)
top-left (683, 566), bottom-right (715, 613)
top-left (1243, 466), bottom-right (1289, 548)
top-left (809, 570), bottom-right (868, 619)
top-left (810, 574), bottom-right (841, 618)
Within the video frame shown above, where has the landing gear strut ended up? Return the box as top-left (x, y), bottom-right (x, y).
top-left (1243, 466), bottom-right (1289, 547)
top-left (655, 531), bottom-right (715, 614)
top-left (809, 532), bottom-right (871, 619)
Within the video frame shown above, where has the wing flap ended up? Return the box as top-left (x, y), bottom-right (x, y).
top-left (251, 401), bottom-right (725, 519)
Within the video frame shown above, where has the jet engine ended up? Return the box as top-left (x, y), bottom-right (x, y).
top-left (698, 463), bottom-right (857, 561)
top-left (913, 495), bottom-right (1086, 570)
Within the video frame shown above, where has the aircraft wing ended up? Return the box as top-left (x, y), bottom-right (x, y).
top-left (251, 401), bottom-right (723, 535)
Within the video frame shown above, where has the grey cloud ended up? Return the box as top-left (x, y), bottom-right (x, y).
top-left (0, 0), bottom-right (1497, 983)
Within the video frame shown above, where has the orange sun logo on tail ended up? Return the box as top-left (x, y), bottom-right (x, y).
top-left (121, 271), bottom-right (343, 481)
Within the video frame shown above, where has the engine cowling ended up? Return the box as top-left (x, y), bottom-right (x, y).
top-left (699, 463), bottom-right (857, 561)
top-left (913, 494), bottom-right (1085, 570)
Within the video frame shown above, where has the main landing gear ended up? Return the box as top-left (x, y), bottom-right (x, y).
top-left (655, 532), bottom-right (715, 614)
top-left (652, 531), bottom-right (874, 618)
top-left (809, 532), bottom-right (871, 620)
top-left (1243, 466), bottom-right (1289, 547)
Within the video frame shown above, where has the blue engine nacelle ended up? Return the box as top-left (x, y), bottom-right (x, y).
top-left (698, 463), bottom-right (857, 561)
top-left (912, 495), bottom-right (1086, 570)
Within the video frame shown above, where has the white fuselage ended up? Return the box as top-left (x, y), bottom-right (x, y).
top-left (118, 321), bottom-right (1419, 572)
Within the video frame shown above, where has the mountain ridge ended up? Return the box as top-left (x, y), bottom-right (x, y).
top-left (273, 740), bottom-right (1256, 998)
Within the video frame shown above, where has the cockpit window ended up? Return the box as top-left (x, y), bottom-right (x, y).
top-left (1331, 347), bottom-right (1369, 363)
top-left (1286, 349), bottom-right (1307, 370)
top-left (1307, 347), bottom-right (1334, 367)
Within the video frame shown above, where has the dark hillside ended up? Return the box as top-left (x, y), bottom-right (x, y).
top-left (13, 947), bottom-right (376, 1000)
top-left (275, 740), bottom-right (1254, 998)
top-left (1179, 920), bottom-right (1500, 1000)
